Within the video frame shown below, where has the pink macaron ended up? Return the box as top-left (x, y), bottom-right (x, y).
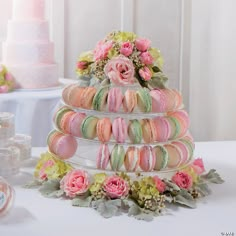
top-left (96, 144), bottom-right (110, 170)
top-left (96, 117), bottom-right (112, 143)
top-left (112, 117), bottom-right (127, 143)
top-left (124, 146), bottom-right (140, 172)
top-left (107, 87), bottom-right (123, 112)
top-left (123, 89), bottom-right (137, 113)
top-left (162, 89), bottom-right (176, 112)
top-left (172, 141), bottom-right (189, 164)
top-left (153, 116), bottom-right (171, 142)
top-left (139, 146), bottom-right (156, 171)
top-left (141, 119), bottom-right (157, 143)
top-left (150, 89), bottom-right (166, 113)
top-left (172, 89), bottom-right (183, 109)
top-left (68, 112), bottom-right (86, 137)
top-left (164, 144), bottom-right (182, 168)
top-left (68, 86), bottom-right (85, 107)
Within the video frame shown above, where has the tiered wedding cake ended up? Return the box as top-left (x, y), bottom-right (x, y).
top-left (2, 0), bottom-right (58, 89)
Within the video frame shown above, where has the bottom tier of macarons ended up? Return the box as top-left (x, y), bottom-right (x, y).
top-left (47, 130), bottom-right (195, 173)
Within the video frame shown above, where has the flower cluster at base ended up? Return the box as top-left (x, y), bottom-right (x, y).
top-left (76, 31), bottom-right (168, 89)
top-left (28, 152), bottom-right (224, 221)
top-left (0, 64), bottom-right (15, 93)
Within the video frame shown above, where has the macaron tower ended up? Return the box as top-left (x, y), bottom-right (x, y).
top-left (47, 31), bottom-right (195, 174)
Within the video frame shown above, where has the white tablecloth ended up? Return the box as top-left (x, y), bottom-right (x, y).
top-left (0, 141), bottom-right (235, 236)
top-left (0, 87), bottom-right (62, 147)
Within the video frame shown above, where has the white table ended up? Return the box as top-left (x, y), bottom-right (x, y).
top-left (0, 141), bottom-right (235, 236)
top-left (0, 87), bottom-right (62, 147)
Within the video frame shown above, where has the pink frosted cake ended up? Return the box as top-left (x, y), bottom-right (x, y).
top-left (2, 0), bottom-right (58, 89)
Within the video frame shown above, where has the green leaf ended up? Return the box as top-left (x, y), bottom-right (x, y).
top-left (152, 66), bottom-right (161, 73)
top-left (201, 169), bottom-right (224, 184)
top-left (195, 183), bottom-right (212, 196)
top-left (24, 179), bottom-right (43, 189)
top-left (39, 179), bottom-right (62, 198)
top-left (164, 179), bottom-right (181, 191)
top-left (164, 195), bottom-right (173, 203)
top-left (96, 200), bottom-right (119, 218)
top-left (128, 204), bottom-right (154, 222)
top-left (72, 196), bottom-right (92, 207)
top-left (175, 190), bottom-right (196, 208)
top-left (148, 72), bottom-right (168, 89)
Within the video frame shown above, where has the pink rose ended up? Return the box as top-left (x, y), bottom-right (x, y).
top-left (103, 176), bottom-right (129, 199)
top-left (93, 40), bottom-right (113, 61)
top-left (77, 61), bottom-right (88, 70)
top-left (140, 51), bottom-right (154, 65)
top-left (5, 72), bottom-right (13, 81)
top-left (172, 171), bottom-right (193, 190)
top-left (104, 55), bottom-right (135, 85)
top-left (191, 158), bottom-right (205, 175)
top-left (139, 66), bottom-right (152, 81)
top-left (153, 176), bottom-right (166, 193)
top-left (135, 38), bottom-right (151, 52)
top-left (39, 159), bottom-right (55, 180)
top-left (120, 42), bottom-right (133, 56)
top-left (0, 85), bottom-right (9, 93)
top-left (60, 169), bottom-right (90, 198)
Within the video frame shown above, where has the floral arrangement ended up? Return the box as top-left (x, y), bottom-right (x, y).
top-left (76, 31), bottom-right (168, 89)
top-left (0, 64), bottom-right (15, 93)
top-left (27, 152), bottom-right (224, 221)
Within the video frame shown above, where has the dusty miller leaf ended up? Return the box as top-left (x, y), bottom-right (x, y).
top-left (96, 200), bottom-right (119, 218)
top-left (201, 169), bottom-right (224, 184)
top-left (164, 179), bottom-right (181, 191)
top-left (147, 72), bottom-right (168, 89)
top-left (39, 179), bottom-right (62, 198)
top-left (175, 190), bottom-right (196, 208)
top-left (195, 183), bottom-right (212, 196)
top-left (72, 196), bottom-right (92, 207)
top-left (128, 204), bottom-right (154, 222)
top-left (24, 179), bottom-right (43, 189)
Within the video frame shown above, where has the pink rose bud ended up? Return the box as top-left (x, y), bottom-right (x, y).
top-left (135, 38), bottom-right (151, 52)
top-left (172, 171), bottom-right (193, 190)
top-left (0, 85), bottom-right (9, 93)
top-left (5, 72), bottom-right (13, 81)
top-left (153, 176), bottom-right (166, 193)
top-left (120, 42), bottom-right (133, 57)
top-left (39, 159), bottom-right (55, 181)
top-left (93, 40), bottom-right (113, 61)
top-left (192, 158), bottom-right (205, 175)
top-left (140, 51), bottom-right (154, 65)
top-left (139, 67), bottom-right (152, 81)
top-left (77, 61), bottom-right (88, 70)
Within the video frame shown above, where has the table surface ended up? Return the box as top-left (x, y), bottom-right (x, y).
top-left (0, 141), bottom-right (235, 236)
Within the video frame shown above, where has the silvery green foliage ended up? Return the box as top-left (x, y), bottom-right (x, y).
top-left (72, 196), bottom-right (92, 207)
top-left (174, 190), bottom-right (196, 208)
top-left (24, 179), bottom-right (43, 189)
top-left (39, 179), bottom-right (64, 198)
top-left (201, 169), bottom-right (224, 184)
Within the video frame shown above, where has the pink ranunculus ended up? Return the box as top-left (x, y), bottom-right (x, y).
top-left (104, 55), bottom-right (135, 85)
top-left (139, 66), bottom-right (152, 81)
top-left (0, 85), bottom-right (9, 93)
top-left (120, 41), bottom-right (133, 57)
top-left (39, 159), bottom-right (55, 180)
top-left (191, 158), bottom-right (205, 175)
top-left (77, 61), bottom-right (88, 70)
top-left (93, 40), bottom-right (113, 61)
top-left (60, 169), bottom-right (90, 198)
top-left (172, 171), bottom-right (193, 190)
top-left (135, 38), bottom-right (151, 52)
top-left (153, 176), bottom-right (166, 193)
top-left (103, 176), bottom-right (129, 199)
top-left (5, 72), bottom-right (13, 81)
top-left (140, 51), bottom-right (154, 65)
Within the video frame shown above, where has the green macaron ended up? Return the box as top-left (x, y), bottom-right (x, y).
top-left (168, 117), bottom-right (181, 140)
top-left (54, 106), bottom-right (72, 129)
top-left (180, 139), bottom-right (194, 161)
top-left (136, 88), bottom-right (152, 112)
top-left (110, 144), bottom-right (125, 171)
top-left (81, 115), bottom-right (99, 139)
top-left (128, 119), bottom-right (142, 144)
top-left (92, 87), bottom-right (109, 111)
top-left (153, 145), bottom-right (168, 170)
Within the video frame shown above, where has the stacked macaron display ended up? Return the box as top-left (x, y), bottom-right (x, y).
top-left (62, 84), bottom-right (183, 114)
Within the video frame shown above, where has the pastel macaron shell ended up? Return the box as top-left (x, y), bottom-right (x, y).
top-left (139, 146), bottom-right (156, 171)
top-left (164, 144), bottom-right (182, 168)
top-left (54, 106), bottom-right (73, 130)
top-left (110, 144), bottom-right (125, 171)
top-left (62, 84), bottom-right (77, 105)
top-left (123, 89), bottom-right (137, 113)
top-left (124, 146), bottom-right (140, 171)
top-left (96, 144), bottom-right (110, 169)
top-left (166, 116), bottom-right (181, 140)
top-left (172, 141), bottom-right (189, 164)
top-left (141, 119), bottom-right (157, 143)
top-left (60, 110), bottom-right (75, 133)
top-left (150, 89), bottom-right (166, 113)
top-left (96, 117), bottom-right (112, 142)
top-left (127, 119), bottom-right (142, 144)
top-left (68, 85), bottom-right (85, 107)
top-left (153, 117), bottom-right (171, 142)
top-left (81, 116), bottom-right (99, 139)
top-left (136, 88), bottom-right (152, 112)
top-left (107, 87), bottom-right (123, 112)
top-left (153, 145), bottom-right (168, 170)
top-left (93, 87), bottom-right (109, 111)
top-left (69, 112), bottom-right (86, 137)
top-left (112, 117), bottom-right (127, 143)
top-left (79, 87), bottom-right (97, 109)
top-left (162, 89), bottom-right (176, 112)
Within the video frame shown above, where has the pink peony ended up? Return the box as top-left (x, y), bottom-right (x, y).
top-left (60, 169), bottom-right (90, 198)
top-left (104, 55), bottom-right (135, 85)
top-left (0, 85), bottom-right (9, 93)
top-left (140, 51), bottom-right (154, 65)
top-left (139, 66), bottom-right (152, 81)
top-left (103, 176), bottom-right (129, 199)
top-left (135, 38), bottom-right (151, 52)
top-left (153, 176), bottom-right (166, 193)
top-left (93, 40), bottom-right (113, 61)
top-left (77, 61), bottom-right (88, 70)
top-left (39, 159), bottom-right (55, 180)
top-left (120, 41), bottom-right (133, 56)
top-left (192, 158), bottom-right (205, 175)
top-left (172, 171), bottom-right (193, 190)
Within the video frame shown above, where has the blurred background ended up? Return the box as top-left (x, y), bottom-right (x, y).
top-left (0, 0), bottom-right (236, 142)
